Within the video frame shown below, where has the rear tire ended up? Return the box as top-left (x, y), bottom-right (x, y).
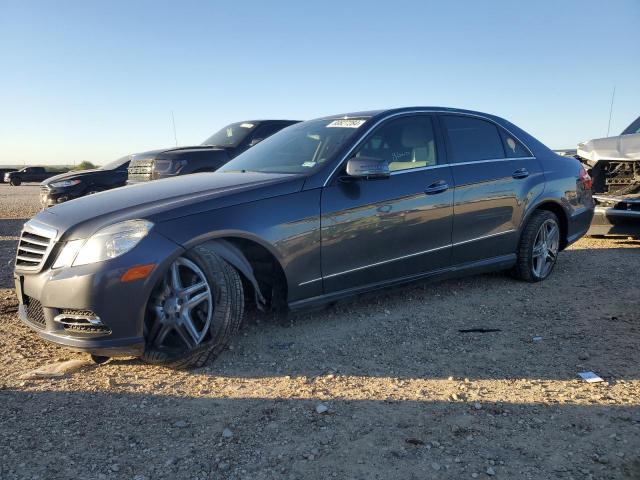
top-left (10, 178), bottom-right (21, 186)
top-left (513, 210), bottom-right (561, 282)
top-left (141, 246), bottom-right (244, 369)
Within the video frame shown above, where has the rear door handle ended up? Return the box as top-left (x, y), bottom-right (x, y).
top-left (424, 180), bottom-right (449, 195)
top-left (512, 168), bottom-right (530, 179)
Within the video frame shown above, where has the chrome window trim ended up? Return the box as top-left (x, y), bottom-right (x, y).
top-left (298, 229), bottom-right (517, 285)
top-left (449, 156), bottom-right (535, 167)
top-left (389, 164), bottom-right (449, 176)
top-left (322, 110), bottom-right (535, 186)
top-left (388, 156), bottom-right (536, 175)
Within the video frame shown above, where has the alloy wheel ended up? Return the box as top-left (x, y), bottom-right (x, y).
top-left (145, 257), bottom-right (213, 351)
top-left (531, 219), bottom-right (560, 278)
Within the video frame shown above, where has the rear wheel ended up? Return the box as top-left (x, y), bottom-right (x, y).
top-left (141, 247), bottom-right (244, 368)
top-left (513, 210), bottom-right (561, 282)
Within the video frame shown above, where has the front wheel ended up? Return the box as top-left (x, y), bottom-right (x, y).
top-left (10, 178), bottom-right (21, 186)
top-left (141, 246), bottom-right (244, 368)
top-left (513, 210), bottom-right (561, 282)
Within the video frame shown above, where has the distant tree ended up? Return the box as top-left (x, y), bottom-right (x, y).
top-left (74, 161), bottom-right (97, 171)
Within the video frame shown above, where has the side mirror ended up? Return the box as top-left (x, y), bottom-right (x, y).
top-left (345, 156), bottom-right (390, 180)
top-left (249, 138), bottom-right (264, 147)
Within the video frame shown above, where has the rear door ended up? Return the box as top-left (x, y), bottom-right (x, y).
top-left (439, 114), bottom-right (536, 265)
top-left (320, 114), bottom-right (454, 293)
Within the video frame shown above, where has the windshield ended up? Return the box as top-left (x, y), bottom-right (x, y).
top-left (101, 156), bottom-right (130, 170)
top-left (218, 118), bottom-right (369, 174)
top-left (201, 122), bottom-right (257, 147)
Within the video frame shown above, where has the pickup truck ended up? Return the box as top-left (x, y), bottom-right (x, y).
top-left (127, 120), bottom-right (299, 183)
top-left (4, 167), bottom-right (64, 186)
top-left (0, 168), bottom-right (17, 183)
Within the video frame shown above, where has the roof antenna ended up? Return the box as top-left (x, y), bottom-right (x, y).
top-left (171, 111), bottom-right (178, 146)
top-left (606, 86), bottom-right (616, 137)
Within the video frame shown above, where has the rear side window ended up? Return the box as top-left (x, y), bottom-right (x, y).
top-left (441, 115), bottom-right (505, 163)
top-left (499, 130), bottom-right (531, 158)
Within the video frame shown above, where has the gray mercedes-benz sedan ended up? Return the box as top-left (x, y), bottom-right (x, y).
top-left (13, 107), bottom-right (594, 368)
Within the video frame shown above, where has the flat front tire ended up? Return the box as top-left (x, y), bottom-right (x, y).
top-left (513, 210), bottom-right (561, 282)
top-left (141, 246), bottom-right (244, 369)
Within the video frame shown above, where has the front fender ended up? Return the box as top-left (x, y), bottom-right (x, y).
top-left (195, 239), bottom-right (266, 308)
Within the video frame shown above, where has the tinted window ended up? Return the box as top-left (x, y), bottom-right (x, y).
top-left (251, 123), bottom-right (290, 142)
top-left (354, 116), bottom-right (438, 172)
top-left (499, 130), bottom-right (531, 158)
top-left (621, 116), bottom-right (640, 135)
top-left (441, 115), bottom-right (505, 163)
top-left (201, 122), bottom-right (257, 147)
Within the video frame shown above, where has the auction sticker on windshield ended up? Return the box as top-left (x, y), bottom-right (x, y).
top-left (327, 119), bottom-right (366, 128)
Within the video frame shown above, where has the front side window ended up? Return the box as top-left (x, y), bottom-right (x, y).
top-left (353, 115), bottom-right (438, 172)
top-left (441, 115), bottom-right (505, 163)
top-left (218, 118), bottom-right (368, 174)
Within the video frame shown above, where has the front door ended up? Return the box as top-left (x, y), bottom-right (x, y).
top-left (320, 114), bottom-right (454, 294)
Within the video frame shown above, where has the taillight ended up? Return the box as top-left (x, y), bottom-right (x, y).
top-left (579, 166), bottom-right (593, 190)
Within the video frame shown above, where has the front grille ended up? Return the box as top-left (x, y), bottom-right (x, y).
top-left (127, 173), bottom-right (153, 182)
top-left (15, 221), bottom-right (56, 271)
top-left (128, 161), bottom-right (153, 174)
top-left (25, 297), bottom-right (46, 329)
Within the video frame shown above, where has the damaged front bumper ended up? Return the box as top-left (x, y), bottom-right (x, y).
top-left (588, 194), bottom-right (640, 238)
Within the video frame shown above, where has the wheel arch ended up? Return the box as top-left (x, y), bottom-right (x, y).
top-left (193, 235), bottom-right (288, 311)
top-left (522, 199), bottom-right (569, 250)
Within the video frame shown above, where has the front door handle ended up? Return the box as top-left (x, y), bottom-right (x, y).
top-left (424, 180), bottom-right (449, 195)
top-left (512, 168), bottom-right (530, 179)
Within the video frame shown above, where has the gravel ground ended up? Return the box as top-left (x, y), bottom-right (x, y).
top-left (0, 183), bottom-right (639, 480)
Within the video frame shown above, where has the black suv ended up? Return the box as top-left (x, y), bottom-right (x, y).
top-left (127, 120), bottom-right (299, 183)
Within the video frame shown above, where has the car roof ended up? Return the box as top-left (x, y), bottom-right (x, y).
top-left (317, 106), bottom-right (504, 122)
top-left (239, 119), bottom-right (301, 124)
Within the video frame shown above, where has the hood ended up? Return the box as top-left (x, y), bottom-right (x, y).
top-left (33, 172), bottom-right (304, 240)
top-left (577, 133), bottom-right (640, 163)
top-left (43, 168), bottom-right (107, 185)
top-left (129, 145), bottom-right (227, 163)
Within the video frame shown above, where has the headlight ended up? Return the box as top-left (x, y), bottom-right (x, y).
top-left (154, 159), bottom-right (186, 174)
top-left (52, 219), bottom-right (153, 268)
top-left (50, 179), bottom-right (81, 188)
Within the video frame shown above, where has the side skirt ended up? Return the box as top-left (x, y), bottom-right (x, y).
top-left (288, 254), bottom-right (517, 311)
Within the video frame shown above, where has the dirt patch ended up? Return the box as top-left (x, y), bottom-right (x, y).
top-left (0, 185), bottom-right (639, 479)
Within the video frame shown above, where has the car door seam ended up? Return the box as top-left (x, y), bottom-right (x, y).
top-left (299, 229), bottom-right (516, 285)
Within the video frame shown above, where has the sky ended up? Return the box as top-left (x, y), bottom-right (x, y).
top-left (0, 0), bottom-right (638, 166)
